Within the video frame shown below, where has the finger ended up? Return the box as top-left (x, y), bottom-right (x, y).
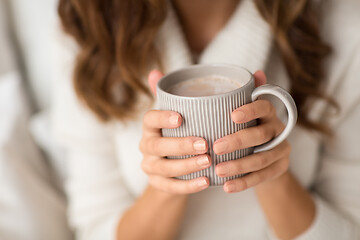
top-left (223, 157), bottom-right (289, 193)
top-left (148, 69), bottom-right (163, 96)
top-left (143, 110), bottom-right (182, 134)
top-left (142, 154), bottom-right (211, 177)
top-left (232, 100), bottom-right (276, 124)
top-left (214, 122), bottom-right (280, 155)
top-left (148, 175), bottom-right (209, 194)
top-left (254, 70), bottom-right (267, 87)
top-left (140, 136), bottom-right (208, 156)
top-left (215, 141), bottom-right (290, 177)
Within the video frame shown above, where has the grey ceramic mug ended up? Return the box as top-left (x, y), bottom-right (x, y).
top-left (156, 64), bottom-right (297, 186)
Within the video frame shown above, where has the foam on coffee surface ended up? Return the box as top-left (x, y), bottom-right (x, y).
top-left (167, 75), bottom-right (242, 97)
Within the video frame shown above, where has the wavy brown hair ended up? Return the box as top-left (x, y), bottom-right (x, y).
top-left (58, 0), bottom-right (335, 134)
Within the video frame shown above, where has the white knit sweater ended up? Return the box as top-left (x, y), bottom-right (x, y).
top-left (52, 0), bottom-right (360, 239)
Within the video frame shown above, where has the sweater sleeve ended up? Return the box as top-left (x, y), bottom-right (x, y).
top-left (265, 100), bottom-right (360, 240)
top-left (51, 34), bottom-right (134, 240)
top-left (292, 2), bottom-right (360, 236)
top-left (269, 26), bottom-right (360, 240)
top-left (266, 55), bottom-right (360, 240)
top-left (293, 103), bottom-right (360, 240)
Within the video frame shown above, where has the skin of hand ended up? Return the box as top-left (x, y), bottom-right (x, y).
top-left (142, 69), bottom-right (290, 195)
top-left (140, 70), bottom-right (211, 194)
top-left (213, 70), bottom-right (292, 193)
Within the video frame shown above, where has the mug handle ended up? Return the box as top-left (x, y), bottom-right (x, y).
top-left (251, 84), bottom-right (298, 153)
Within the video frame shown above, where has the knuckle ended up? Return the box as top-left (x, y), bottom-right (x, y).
top-left (187, 157), bottom-right (199, 170)
top-left (183, 137), bottom-right (195, 151)
top-left (255, 126), bottom-right (269, 140)
top-left (141, 159), bottom-right (151, 174)
top-left (148, 137), bottom-right (160, 155)
top-left (264, 100), bottom-right (275, 116)
top-left (173, 159), bottom-right (194, 176)
top-left (167, 162), bottom-right (182, 177)
top-left (155, 160), bottom-right (167, 175)
top-left (265, 125), bottom-right (274, 140)
top-left (147, 138), bottom-right (155, 153)
top-left (139, 139), bottom-right (145, 153)
top-left (281, 158), bottom-right (290, 172)
top-left (248, 104), bottom-right (256, 119)
top-left (239, 178), bottom-right (249, 190)
top-left (233, 134), bottom-right (243, 148)
top-left (142, 137), bottom-right (161, 155)
top-left (139, 138), bottom-right (147, 153)
top-left (143, 111), bottom-right (153, 124)
top-left (257, 154), bottom-right (269, 169)
top-left (256, 172), bottom-right (266, 183)
top-left (175, 139), bottom-right (186, 153)
top-left (151, 176), bottom-right (169, 193)
top-left (233, 162), bottom-right (242, 174)
top-left (268, 149), bottom-right (277, 161)
top-left (255, 126), bottom-right (265, 139)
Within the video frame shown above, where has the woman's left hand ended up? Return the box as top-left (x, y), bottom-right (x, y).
top-left (214, 70), bottom-right (291, 193)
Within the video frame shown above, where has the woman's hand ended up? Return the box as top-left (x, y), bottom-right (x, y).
top-left (139, 70), bottom-right (211, 194)
top-left (214, 71), bottom-right (291, 193)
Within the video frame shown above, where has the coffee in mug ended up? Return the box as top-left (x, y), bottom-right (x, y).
top-left (167, 76), bottom-right (242, 97)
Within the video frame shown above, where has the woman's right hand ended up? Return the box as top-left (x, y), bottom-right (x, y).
top-left (139, 109), bottom-right (211, 194)
top-left (140, 70), bottom-right (210, 194)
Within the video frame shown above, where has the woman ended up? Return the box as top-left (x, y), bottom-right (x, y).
top-left (55, 0), bottom-right (360, 239)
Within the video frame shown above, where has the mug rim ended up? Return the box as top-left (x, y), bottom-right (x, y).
top-left (156, 63), bottom-right (254, 100)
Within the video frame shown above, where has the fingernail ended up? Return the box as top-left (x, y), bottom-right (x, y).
top-left (197, 178), bottom-right (208, 188)
top-left (169, 114), bottom-right (179, 125)
top-left (214, 140), bottom-right (228, 154)
top-left (197, 156), bottom-right (210, 167)
top-left (233, 110), bottom-right (245, 122)
top-left (193, 139), bottom-right (206, 151)
top-left (225, 183), bottom-right (235, 193)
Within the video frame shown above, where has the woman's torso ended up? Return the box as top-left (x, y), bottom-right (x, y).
top-left (113, 50), bottom-right (321, 239)
top-left (52, 0), bottom-right (360, 239)
top-left (110, 1), bottom-right (327, 238)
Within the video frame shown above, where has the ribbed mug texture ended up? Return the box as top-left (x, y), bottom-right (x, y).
top-left (157, 65), bottom-right (256, 186)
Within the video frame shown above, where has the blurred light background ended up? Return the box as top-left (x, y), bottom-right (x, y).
top-left (0, 0), bottom-right (74, 239)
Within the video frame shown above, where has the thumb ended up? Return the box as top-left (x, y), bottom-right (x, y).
top-left (148, 69), bottom-right (164, 96)
top-left (253, 70), bottom-right (267, 87)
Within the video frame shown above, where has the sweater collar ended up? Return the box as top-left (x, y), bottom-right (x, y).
top-left (157, 0), bottom-right (273, 74)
